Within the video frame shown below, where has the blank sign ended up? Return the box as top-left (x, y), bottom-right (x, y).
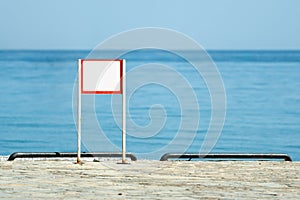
top-left (81, 60), bottom-right (123, 94)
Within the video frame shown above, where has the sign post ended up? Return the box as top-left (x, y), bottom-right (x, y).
top-left (77, 59), bottom-right (126, 164)
top-left (77, 59), bottom-right (82, 164)
top-left (122, 60), bottom-right (126, 164)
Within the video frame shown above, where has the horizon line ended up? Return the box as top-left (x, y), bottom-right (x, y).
top-left (1, 49), bottom-right (300, 51)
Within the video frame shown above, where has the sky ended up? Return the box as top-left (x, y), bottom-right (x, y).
top-left (0, 0), bottom-right (299, 50)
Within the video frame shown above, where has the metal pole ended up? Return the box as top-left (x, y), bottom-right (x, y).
top-left (77, 59), bottom-right (82, 164)
top-left (122, 60), bottom-right (126, 164)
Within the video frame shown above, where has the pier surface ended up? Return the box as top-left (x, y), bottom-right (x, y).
top-left (0, 159), bottom-right (299, 199)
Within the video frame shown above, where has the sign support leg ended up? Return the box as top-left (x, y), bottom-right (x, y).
top-left (77, 59), bottom-right (82, 164)
top-left (122, 60), bottom-right (126, 164)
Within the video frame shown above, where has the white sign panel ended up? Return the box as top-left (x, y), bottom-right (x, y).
top-left (81, 60), bottom-right (123, 94)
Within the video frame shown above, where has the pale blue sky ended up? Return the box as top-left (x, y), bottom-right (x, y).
top-left (0, 0), bottom-right (299, 50)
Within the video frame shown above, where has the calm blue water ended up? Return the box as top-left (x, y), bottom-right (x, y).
top-left (0, 50), bottom-right (299, 160)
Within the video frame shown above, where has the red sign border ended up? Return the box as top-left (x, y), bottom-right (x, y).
top-left (81, 59), bottom-right (123, 94)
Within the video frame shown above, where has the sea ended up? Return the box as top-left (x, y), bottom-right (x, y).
top-left (0, 50), bottom-right (299, 160)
